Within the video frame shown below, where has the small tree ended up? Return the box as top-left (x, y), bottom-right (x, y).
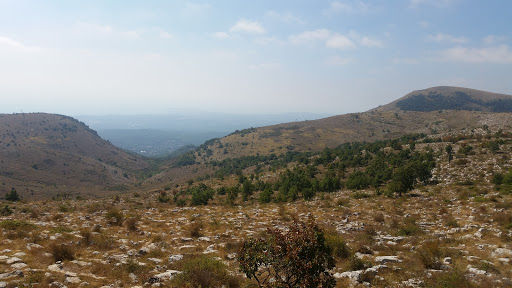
top-left (238, 220), bottom-right (336, 288)
top-left (5, 188), bottom-right (21, 202)
top-left (445, 144), bottom-right (453, 163)
top-left (389, 166), bottom-right (415, 197)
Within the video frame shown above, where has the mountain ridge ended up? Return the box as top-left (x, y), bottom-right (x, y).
top-left (372, 86), bottom-right (512, 112)
top-left (190, 86), bottom-right (512, 164)
top-left (0, 113), bottom-right (149, 199)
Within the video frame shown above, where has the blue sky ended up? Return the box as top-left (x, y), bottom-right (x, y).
top-left (1, 0), bottom-right (511, 115)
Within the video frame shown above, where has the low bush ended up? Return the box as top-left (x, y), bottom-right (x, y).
top-left (188, 221), bottom-right (203, 238)
top-left (325, 232), bottom-right (351, 259)
top-left (238, 220), bottom-right (336, 288)
top-left (397, 217), bottom-right (422, 236)
top-left (106, 208), bottom-right (124, 226)
top-left (125, 217), bottom-right (138, 231)
top-left (172, 254), bottom-right (241, 288)
top-left (50, 243), bottom-right (75, 262)
top-left (425, 269), bottom-right (473, 288)
top-left (416, 240), bottom-right (444, 270)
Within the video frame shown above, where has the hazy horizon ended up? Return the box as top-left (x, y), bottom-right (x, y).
top-left (1, 1), bottom-right (511, 115)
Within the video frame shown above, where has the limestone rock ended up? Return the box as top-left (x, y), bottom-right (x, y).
top-left (168, 254), bottom-right (183, 263)
top-left (375, 256), bottom-right (402, 264)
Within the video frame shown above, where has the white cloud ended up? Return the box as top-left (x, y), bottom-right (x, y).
top-left (348, 31), bottom-right (383, 47)
top-left (248, 62), bottom-right (281, 70)
top-left (427, 33), bottom-right (467, 44)
top-left (328, 0), bottom-right (369, 13)
top-left (212, 32), bottom-right (229, 39)
top-left (255, 37), bottom-right (284, 46)
top-left (326, 34), bottom-right (356, 49)
top-left (0, 36), bottom-right (41, 53)
top-left (77, 22), bottom-right (113, 34)
top-left (160, 31), bottom-right (173, 40)
top-left (441, 45), bottom-right (512, 63)
top-left (392, 57), bottom-right (420, 65)
top-left (483, 35), bottom-right (507, 45)
top-left (289, 29), bottom-right (330, 44)
top-left (76, 22), bottom-right (142, 40)
top-left (230, 19), bottom-right (265, 34)
top-left (184, 2), bottom-right (211, 10)
top-left (121, 30), bottom-right (142, 40)
top-left (326, 56), bottom-right (352, 66)
top-left (410, 0), bottom-right (458, 8)
top-left (290, 29), bottom-right (380, 49)
top-left (265, 11), bottom-right (304, 24)
top-left (360, 36), bottom-right (382, 47)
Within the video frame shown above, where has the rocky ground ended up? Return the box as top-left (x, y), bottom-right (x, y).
top-left (1, 138), bottom-right (512, 287)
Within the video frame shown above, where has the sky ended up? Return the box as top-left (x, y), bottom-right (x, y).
top-left (1, 0), bottom-right (511, 115)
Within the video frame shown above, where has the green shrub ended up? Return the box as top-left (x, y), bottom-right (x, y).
top-left (348, 255), bottom-right (370, 271)
top-left (172, 255), bottom-right (241, 288)
top-left (346, 171), bottom-right (372, 190)
top-left (325, 232), bottom-right (351, 259)
top-left (0, 219), bottom-right (36, 231)
top-left (259, 188), bottom-right (273, 204)
top-left (425, 269), bottom-right (473, 288)
top-left (50, 226), bottom-right (73, 234)
top-left (5, 188), bottom-right (20, 202)
top-left (106, 209), bottom-right (124, 226)
top-left (190, 184), bottom-right (214, 206)
top-left (0, 205), bottom-right (12, 216)
top-left (397, 218), bottom-right (422, 236)
top-left (157, 191), bottom-right (170, 203)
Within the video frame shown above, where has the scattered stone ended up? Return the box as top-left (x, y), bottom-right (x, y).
top-left (26, 243), bottom-right (43, 250)
top-left (467, 265), bottom-right (488, 276)
top-left (11, 262), bottom-right (28, 269)
top-left (48, 263), bottom-right (64, 273)
top-left (49, 282), bottom-right (67, 288)
top-left (6, 257), bottom-right (22, 264)
top-left (203, 244), bottom-right (218, 254)
top-left (374, 256), bottom-right (402, 264)
top-left (492, 248), bottom-right (512, 258)
top-left (401, 278), bottom-right (424, 287)
top-left (168, 254), bottom-right (184, 263)
top-left (148, 270), bottom-right (181, 283)
top-left (72, 260), bottom-right (92, 266)
top-left (66, 276), bottom-right (82, 284)
top-left (148, 258), bottom-right (163, 264)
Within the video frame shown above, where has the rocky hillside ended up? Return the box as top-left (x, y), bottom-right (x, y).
top-left (0, 113), bottom-right (149, 199)
top-left (192, 110), bottom-right (512, 164)
top-left (0, 129), bottom-right (511, 287)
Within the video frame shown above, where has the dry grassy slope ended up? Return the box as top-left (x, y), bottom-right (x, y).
top-left (197, 110), bottom-right (512, 163)
top-left (1, 133), bottom-right (511, 287)
top-left (0, 113), bottom-right (149, 199)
